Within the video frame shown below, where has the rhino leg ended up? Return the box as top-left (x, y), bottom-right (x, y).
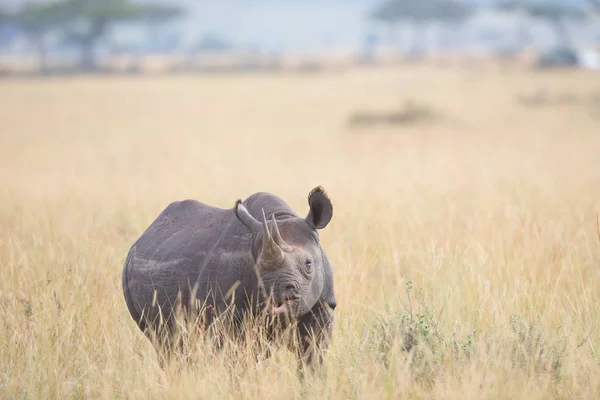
top-left (144, 302), bottom-right (219, 369)
top-left (294, 301), bottom-right (334, 374)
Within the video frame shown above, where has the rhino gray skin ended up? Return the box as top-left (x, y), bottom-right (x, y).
top-left (122, 186), bottom-right (336, 368)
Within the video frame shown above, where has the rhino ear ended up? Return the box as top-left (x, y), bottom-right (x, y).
top-left (305, 186), bottom-right (333, 230)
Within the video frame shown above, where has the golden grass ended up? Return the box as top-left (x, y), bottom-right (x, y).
top-left (1, 65), bottom-right (600, 399)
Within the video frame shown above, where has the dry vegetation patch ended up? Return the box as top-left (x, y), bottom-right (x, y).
top-left (1, 65), bottom-right (599, 399)
top-left (348, 99), bottom-right (442, 128)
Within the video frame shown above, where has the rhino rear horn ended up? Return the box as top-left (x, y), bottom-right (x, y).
top-left (269, 214), bottom-right (292, 252)
top-left (259, 209), bottom-right (286, 268)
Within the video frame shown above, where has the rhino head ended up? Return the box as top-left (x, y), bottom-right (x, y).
top-left (235, 187), bottom-right (333, 319)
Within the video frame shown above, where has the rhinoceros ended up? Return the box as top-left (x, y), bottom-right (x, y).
top-left (122, 186), bottom-right (336, 369)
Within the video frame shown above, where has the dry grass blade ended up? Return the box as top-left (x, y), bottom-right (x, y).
top-left (597, 213), bottom-right (600, 243)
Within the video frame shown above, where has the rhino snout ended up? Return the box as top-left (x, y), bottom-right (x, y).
top-left (280, 283), bottom-right (300, 300)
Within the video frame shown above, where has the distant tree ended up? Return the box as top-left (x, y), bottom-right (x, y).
top-left (496, 1), bottom-right (587, 47)
top-left (1, 2), bottom-right (71, 72)
top-left (0, 10), bottom-right (11, 50)
top-left (0, 10), bottom-right (8, 25)
top-left (192, 33), bottom-right (234, 54)
top-left (370, 0), bottom-right (474, 55)
top-left (62, 0), bottom-right (183, 70)
top-left (0, 0), bottom-right (184, 74)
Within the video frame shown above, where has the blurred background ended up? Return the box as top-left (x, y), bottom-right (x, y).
top-left (0, 0), bottom-right (599, 75)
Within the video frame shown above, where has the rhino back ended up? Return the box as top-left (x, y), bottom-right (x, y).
top-left (123, 199), bottom-right (254, 330)
top-left (243, 192), bottom-right (299, 219)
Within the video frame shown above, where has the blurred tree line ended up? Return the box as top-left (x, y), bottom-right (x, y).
top-left (369, 0), bottom-right (473, 56)
top-left (0, 0), bottom-right (182, 73)
top-left (496, 1), bottom-right (587, 46)
top-left (0, 0), bottom-right (598, 75)
top-left (369, 0), bottom-right (593, 55)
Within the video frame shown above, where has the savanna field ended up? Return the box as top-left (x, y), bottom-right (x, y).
top-left (1, 63), bottom-right (600, 399)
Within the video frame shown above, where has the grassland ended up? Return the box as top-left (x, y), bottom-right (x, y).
top-left (1, 64), bottom-right (600, 399)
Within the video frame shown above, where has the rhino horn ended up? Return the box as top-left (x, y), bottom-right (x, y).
top-left (270, 214), bottom-right (292, 252)
top-left (235, 200), bottom-right (262, 233)
top-left (259, 209), bottom-right (285, 269)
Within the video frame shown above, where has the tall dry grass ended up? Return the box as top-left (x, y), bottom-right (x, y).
top-left (1, 65), bottom-right (600, 399)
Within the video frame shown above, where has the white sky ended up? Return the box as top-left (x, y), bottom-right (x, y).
top-left (1, 0), bottom-right (597, 52)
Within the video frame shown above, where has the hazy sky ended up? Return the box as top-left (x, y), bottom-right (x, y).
top-left (1, 0), bottom-right (595, 52)
top-left (0, 0), bottom-right (385, 51)
top-left (174, 1), bottom-right (380, 52)
top-left (125, 0), bottom-right (592, 52)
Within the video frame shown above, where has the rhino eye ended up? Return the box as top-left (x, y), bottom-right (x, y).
top-left (304, 259), bottom-right (313, 272)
